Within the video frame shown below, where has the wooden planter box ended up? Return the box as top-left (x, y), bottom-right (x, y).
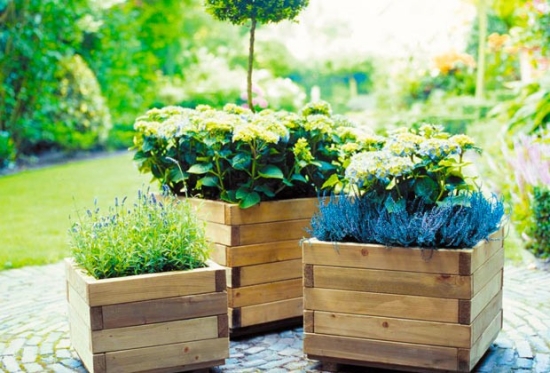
top-left (188, 197), bottom-right (318, 334)
top-left (303, 228), bottom-right (504, 373)
top-left (65, 259), bottom-right (229, 373)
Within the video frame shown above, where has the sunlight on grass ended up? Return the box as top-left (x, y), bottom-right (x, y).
top-left (0, 153), bottom-right (152, 270)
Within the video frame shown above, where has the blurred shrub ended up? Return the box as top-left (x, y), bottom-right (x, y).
top-left (527, 186), bottom-right (550, 259)
top-left (41, 55), bottom-right (111, 151)
top-left (0, 132), bottom-right (15, 169)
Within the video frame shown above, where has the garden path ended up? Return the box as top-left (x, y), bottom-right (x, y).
top-left (0, 262), bottom-right (549, 372)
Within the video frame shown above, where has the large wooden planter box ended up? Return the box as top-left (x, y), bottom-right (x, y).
top-left (303, 228), bottom-right (504, 373)
top-left (65, 259), bottom-right (229, 373)
top-left (188, 197), bottom-right (318, 334)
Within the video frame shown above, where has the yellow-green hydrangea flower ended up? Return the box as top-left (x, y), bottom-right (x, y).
top-left (293, 138), bottom-right (314, 163)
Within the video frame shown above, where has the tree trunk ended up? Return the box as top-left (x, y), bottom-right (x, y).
top-left (247, 17), bottom-right (257, 112)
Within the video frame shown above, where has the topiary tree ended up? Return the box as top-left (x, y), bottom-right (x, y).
top-left (204, 0), bottom-right (309, 112)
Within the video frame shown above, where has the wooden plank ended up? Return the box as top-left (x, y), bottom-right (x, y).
top-left (186, 197), bottom-right (319, 225)
top-left (471, 228), bottom-right (504, 274)
top-left (209, 243), bottom-right (227, 266)
top-left (238, 219), bottom-right (311, 246)
top-left (92, 316), bottom-right (219, 353)
top-left (105, 338), bottom-right (228, 373)
top-left (204, 222), bottom-right (238, 246)
top-left (302, 240), bottom-right (467, 275)
top-left (224, 197), bottom-right (318, 225)
top-left (472, 245), bottom-right (504, 295)
top-left (314, 311), bottom-right (471, 348)
top-left (139, 359), bottom-right (225, 373)
top-left (67, 283), bottom-right (103, 331)
top-left (228, 278), bottom-right (302, 308)
top-left (218, 314), bottom-right (228, 338)
top-left (229, 259), bottom-right (302, 287)
top-left (225, 240), bottom-right (302, 267)
top-left (304, 288), bottom-right (459, 323)
top-left (458, 311), bottom-right (502, 372)
top-left (304, 333), bottom-right (458, 371)
top-left (65, 258), bottom-right (91, 303)
top-left (101, 292), bottom-right (227, 329)
top-left (186, 198), bottom-right (227, 225)
top-left (233, 297), bottom-right (303, 328)
top-left (68, 302), bottom-right (94, 370)
top-left (85, 264), bottom-right (220, 307)
top-left (304, 310), bottom-right (314, 333)
top-left (471, 290), bottom-right (503, 344)
top-left (469, 270), bottom-right (503, 323)
top-left (303, 264), bottom-right (314, 288)
top-left (313, 266), bottom-right (472, 299)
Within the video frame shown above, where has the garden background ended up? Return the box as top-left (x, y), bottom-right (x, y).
top-left (1, 0), bottom-right (549, 269)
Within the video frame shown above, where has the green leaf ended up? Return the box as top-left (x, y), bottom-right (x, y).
top-left (254, 184), bottom-right (275, 198)
top-left (238, 191), bottom-right (261, 209)
top-left (167, 167), bottom-right (185, 183)
top-left (220, 190), bottom-right (237, 203)
top-left (321, 173), bottom-right (339, 189)
top-left (198, 176), bottom-right (218, 188)
top-left (291, 173), bottom-right (308, 184)
top-left (414, 177), bottom-right (438, 203)
top-left (231, 153), bottom-right (251, 170)
top-left (258, 165), bottom-right (284, 179)
top-left (187, 163), bottom-right (212, 174)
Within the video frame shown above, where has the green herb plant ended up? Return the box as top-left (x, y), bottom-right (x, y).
top-left (527, 186), bottom-right (550, 259)
top-left (68, 190), bottom-right (210, 279)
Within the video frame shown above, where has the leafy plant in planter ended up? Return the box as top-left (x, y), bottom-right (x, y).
top-left (204, 0), bottom-right (309, 112)
top-left (312, 123), bottom-right (506, 247)
top-left (66, 191), bottom-right (228, 373)
top-left (133, 101), bottom-right (375, 208)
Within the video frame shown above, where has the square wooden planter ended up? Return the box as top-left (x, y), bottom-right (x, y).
top-left (188, 197), bottom-right (318, 334)
top-left (303, 228), bottom-right (504, 373)
top-left (65, 259), bottom-right (229, 373)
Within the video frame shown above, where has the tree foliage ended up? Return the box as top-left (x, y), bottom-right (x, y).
top-left (204, 0), bottom-right (309, 111)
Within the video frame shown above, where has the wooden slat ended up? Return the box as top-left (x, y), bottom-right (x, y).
top-left (470, 228), bottom-right (504, 274)
top-left (204, 222), bottom-right (238, 246)
top-left (232, 297), bottom-right (303, 328)
top-left (313, 266), bottom-right (472, 299)
top-left (224, 240), bottom-right (302, 267)
top-left (304, 333), bottom-right (458, 371)
top-left (472, 245), bottom-right (504, 295)
top-left (187, 197), bottom-right (318, 225)
top-left (85, 265), bottom-right (220, 307)
top-left (228, 259), bottom-right (302, 287)
top-left (208, 219), bottom-right (311, 246)
top-left (228, 278), bottom-right (302, 308)
top-left (302, 240), bottom-right (468, 275)
top-left (101, 292), bottom-right (227, 329)
top-left (471, 290), bottom-right (502, 344)
top-left (104, 338), bottom-right (228, 373)
top-left (67, 283), bottom-right (103, 330)
top-left (139, 359), bottom-right (225, 373)
top-left (92, 317), bottom-right (219, 353)
top-left (68, 302), bottom-right (93, 369)
top-left (469, 270), bottom-right (503, 323)
top-left (304, 310), bottom-right (314, 333)
top-left (304, 288), bottom-right (459, 323)
top-left (458, 311), bottom-right (502, 372)
top-left (209, 243), bottom-right (227, 266)
top-left (66, 258), bottom-right (91, 303)
top-left (313, 311), bottom-right (471, 348)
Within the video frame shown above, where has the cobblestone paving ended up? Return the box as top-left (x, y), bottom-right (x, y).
top-left (1, 262), bottom-right (549, 372)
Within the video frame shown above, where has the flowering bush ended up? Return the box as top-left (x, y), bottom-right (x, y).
top-left (133, 101), bottom-right (366, 208)
top-left (345, 124), bottom-right (480, 209)
top-left (310, 124), bottom-right (506, 248)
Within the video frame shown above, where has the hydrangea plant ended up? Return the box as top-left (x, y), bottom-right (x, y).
top-left (310, 123), bottom-right (506, 248)
top-left (133, 101), bottom-right (365, 208)
top-left (345, 124), bottom-right (481, 210)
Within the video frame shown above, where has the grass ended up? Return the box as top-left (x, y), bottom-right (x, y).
top-left (0, 152), bottom-right (151, 270)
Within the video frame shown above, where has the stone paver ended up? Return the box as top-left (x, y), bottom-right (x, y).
top-left (0, 262), bottom-right (549, 372)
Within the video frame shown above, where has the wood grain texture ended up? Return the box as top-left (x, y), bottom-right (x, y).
top-left (228, 259), bottom-right (302, 287)
top-left (230, 297), bottom-right (303, 328)
top-left (228, 278), bottom-right (302, 308)
top-left (224, 240), bottom-right (302, 267)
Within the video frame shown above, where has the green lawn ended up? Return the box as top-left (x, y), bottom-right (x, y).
top-left (0, 152), bottom-right (151, 270)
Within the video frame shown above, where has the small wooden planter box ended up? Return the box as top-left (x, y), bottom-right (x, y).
top-left (303, 228), bottom-right (504, 373)
top-left (188, 197), bottom-right (318, 334)
top-left (65, 259), bottom-right (229, 373)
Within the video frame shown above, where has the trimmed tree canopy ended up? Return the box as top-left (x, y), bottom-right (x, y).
top-left (204, 0), bottom-right (309, 25)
